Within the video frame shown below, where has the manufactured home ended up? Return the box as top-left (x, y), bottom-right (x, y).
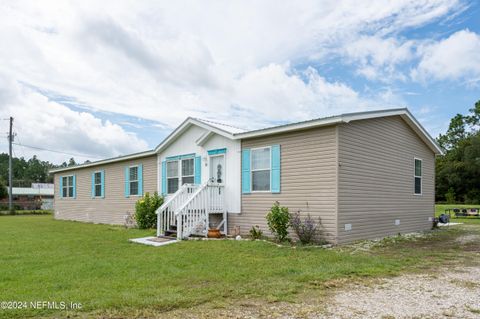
top-left (50, 108), bottom-right (442, 244)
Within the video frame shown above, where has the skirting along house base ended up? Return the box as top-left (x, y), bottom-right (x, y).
top-left (50, 108), bottom-right (443, 244)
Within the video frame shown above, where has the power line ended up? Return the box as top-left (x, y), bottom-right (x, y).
top-left (12, 142), bottom-right (103, 159)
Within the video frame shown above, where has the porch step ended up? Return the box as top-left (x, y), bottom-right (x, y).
top-left (164, 228), bottom-right (177, 237)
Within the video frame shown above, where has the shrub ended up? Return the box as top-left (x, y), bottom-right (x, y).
top-left (135, 192), bottom-right (164, 229)
top-left (266, 201), bottom-right (290, 242)
top-left (249, 225), bottom-right (263, 240)
top-left (290, 211), bottom-right (322, 245)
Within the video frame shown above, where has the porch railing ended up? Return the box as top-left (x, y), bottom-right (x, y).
top-left (156, 182), bottom-right (225, 239)
top-left (156, 183), bottom-right (199, 237)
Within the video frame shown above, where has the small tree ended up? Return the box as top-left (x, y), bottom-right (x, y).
top-left (135, 192), bottom-right (164, 229)
top-left (266, 201), bottom-right (290, 242)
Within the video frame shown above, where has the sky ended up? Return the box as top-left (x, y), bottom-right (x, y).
top-left (0, 0), bottom-right (479, 164)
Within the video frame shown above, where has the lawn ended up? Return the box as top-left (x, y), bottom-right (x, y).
top-left (0, 214), bottom-right (477, 318)
top-left (436, 204), bottom-right (480, 224)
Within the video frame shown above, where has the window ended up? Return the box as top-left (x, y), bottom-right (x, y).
top-left (166, 157), bottom-right (195, 194)
top-left (94, 172), bottom-right (102, 197)
top-left (414, 158), bottom-right (422, 195)
top-left (129, 166), bottom-right (139, 196)
top-left (181, 158), bottom-right (194, 184)
top-left (167, 161), bottom-right (179, 194)
top-left (251, 147), bottom-right (271, 191)
top-left (62, 175), bottom-right (74, 198)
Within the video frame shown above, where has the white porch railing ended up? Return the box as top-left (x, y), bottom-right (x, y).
top-left (156, 182), bottom-right (225, 239)
top-left (156, 183), bottom-right (199, 237)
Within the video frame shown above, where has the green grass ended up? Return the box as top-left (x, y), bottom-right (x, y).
top-left (0, 215), bottom-right (477, 318)
top-left (435, 204), bottom-right (480, 224)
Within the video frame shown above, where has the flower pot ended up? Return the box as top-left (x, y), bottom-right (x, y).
top-left (207, 228), bottom-right (221, 238)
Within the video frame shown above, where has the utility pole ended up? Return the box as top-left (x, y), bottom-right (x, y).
top-left (8, 117), bottom-right (13, 212)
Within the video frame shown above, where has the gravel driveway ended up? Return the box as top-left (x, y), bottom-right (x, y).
top-left (323, 265), bottom-right (480, 319)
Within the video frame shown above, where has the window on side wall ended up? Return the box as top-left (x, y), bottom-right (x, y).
top-left (251, 147), bottom-right (271, 191)
top-left (129, 166), bottom-right (139, 196)
top-left (94, 172), bottom-right (102, 197)
top-left (62, 175), bottom-right (74, 198)
top-left (414, 158), bottom-right (422, 195)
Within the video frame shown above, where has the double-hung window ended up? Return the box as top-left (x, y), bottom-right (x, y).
top-left (414, 158), bottom-right (422, 195)
top-left (251, 147), bottom-right (271, 191)
top-left (94, 172), bottom-right (102, 197)
top-left (166, 157), bottom-right (195, 194)
top-left (166, 161), bottom-right (179, 194)
top-left (129, 166), bottom-right (139, 196)
top-left (62, 175), bottom-right (74, 198)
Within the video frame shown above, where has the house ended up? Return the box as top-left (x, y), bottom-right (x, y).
top-left (2, 184), bottom-right (54, 210)
top-left (50, 108), bottom-right (442, 244)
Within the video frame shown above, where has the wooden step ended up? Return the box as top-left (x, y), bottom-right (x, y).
top-left (164, 229), bottom-right (177, 237)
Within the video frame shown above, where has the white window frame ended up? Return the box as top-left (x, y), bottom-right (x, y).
top-left (181, 157), bottom-right (195, 185)
top-left (93, 171), bottom-right (102, 198)
top-left (414, 157), bottom-right (422, 196)
top-left (62, 175), bottom-right (74, 198)
top-left (251, 146), bottom-right (271, 193)
top-left (129, 165), bottom-right (140, 196)
top-left (166, 157), bottom-right (195, 194)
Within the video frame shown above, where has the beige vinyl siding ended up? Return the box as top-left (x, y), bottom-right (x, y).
top-left (337, 116), bottom-right (435, 243)
top-left (53, 155), bottom-right (158, 225)
top-left (231, 126), bottom-right (338, 242)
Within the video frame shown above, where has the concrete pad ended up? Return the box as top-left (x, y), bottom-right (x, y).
top-left (129, 236), bottom-right (178, 247)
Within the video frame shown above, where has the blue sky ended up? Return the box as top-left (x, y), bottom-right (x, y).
top-left (0, 0), bottom-right (479, 163)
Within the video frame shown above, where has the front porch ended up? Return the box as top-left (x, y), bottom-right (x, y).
top-left (156, 182), bottom-right (227, 239)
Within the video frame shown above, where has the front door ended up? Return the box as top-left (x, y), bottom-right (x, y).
top-left (209, 154), bottom-right (225, 184)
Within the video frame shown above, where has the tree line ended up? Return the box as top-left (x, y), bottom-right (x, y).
top-left (0, 155), bottom-right (80, 199)
top-left (436, 100), bottom-right (480, 203)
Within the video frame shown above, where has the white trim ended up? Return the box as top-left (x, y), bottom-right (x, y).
top-left (49, 108), bottom-right (442, 175)
top-left (414, 157), bottom-right (422, 196)
top-left (61, 174), bottom-right (74, 199)
top-left (250, 146), bottom-right (271, 192)
top-left (154, 118), bottom-right (235, 153)
top-left (234, 108), bottom-right (443, 155)
top-left (196, 131), bottom-right (214, 146)
top-left (50, 150), bottom-right (155, 173)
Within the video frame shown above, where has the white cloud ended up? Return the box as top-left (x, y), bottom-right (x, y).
top-left (411, 29), bottom-right (480, 85)
top-left (0, 77), bottom-right (148, 163)
top-left (0, 0), bottom-right (469, 162)
top-left (342, 36), bottom-right (417, 81)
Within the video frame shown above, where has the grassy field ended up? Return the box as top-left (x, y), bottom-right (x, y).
top-left (436, 204), bottom-right (480, 224)
top-left (0, 214), bottom-right (478, 318)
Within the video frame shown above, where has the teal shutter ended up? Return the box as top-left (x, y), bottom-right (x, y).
top-left (241, 149), bottom-right (251, 194)
top-left (194, 156), bottom-right (201, 184)
top-left (59, 176), bottom-right (63, 198)
top-left (91, 172), bottom-right (95, 198)
top-left (72, 174), bottom-right (76, 199)
top-left (161, 161), bottom-right (167, 195)
top-left (271, 145), bottom-right (281, 193)
top-left (101, 170), bottom-right (105, 198)
top-left (124, 167), bottom-right (130, 198)
top-left (138, 164), bottom-right (143, 196)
